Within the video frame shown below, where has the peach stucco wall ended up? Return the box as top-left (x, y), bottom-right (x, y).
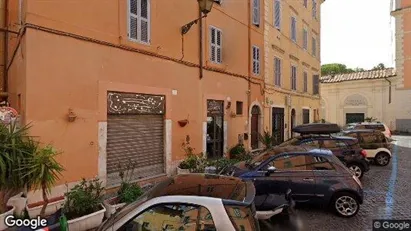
top-left (7, 0), bottom-right (265, 185)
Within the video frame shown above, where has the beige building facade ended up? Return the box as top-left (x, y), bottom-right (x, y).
top-left (320, 68), bottom-right (411, 132)
top-left (262, 0), bottom-right (323, 145)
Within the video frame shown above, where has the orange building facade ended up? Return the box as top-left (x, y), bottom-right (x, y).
top-left (392, 0), bottom-right (411, 89)
top-left (3, 0), bottom-right (266, 192)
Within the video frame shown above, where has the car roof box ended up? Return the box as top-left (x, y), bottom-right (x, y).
top-left (292, 123), bottom-right (341, 134)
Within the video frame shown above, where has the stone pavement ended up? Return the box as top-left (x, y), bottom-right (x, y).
top-left (260, 135), bottom-right (411, 231)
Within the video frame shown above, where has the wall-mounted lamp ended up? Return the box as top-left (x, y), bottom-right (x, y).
top-left (181, 0), bottom-right (214, 35)
top-left (67, 108), bottom-right (77, 122)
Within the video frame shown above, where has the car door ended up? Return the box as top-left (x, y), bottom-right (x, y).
top-left (252, 154), bottom-right (292, 195)
top-left (311, 154), bottom-right (344, 203)
top-left (263, 153), bottom-right (317, 202)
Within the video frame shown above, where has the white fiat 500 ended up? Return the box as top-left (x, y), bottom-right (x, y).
top-left (342, 129), bottom-right (393, 166)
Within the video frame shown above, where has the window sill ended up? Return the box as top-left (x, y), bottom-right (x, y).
top-left (206, 61), bottom-right (227, 71)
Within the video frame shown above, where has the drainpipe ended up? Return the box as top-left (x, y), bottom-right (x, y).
top-left (384, 77), bottom-right (392, 104)
top-left (199, 8), bottom-right (203, 79)
top-left (247, 0), bottom-right (252, 146)
top-left (3, 0), bottom-right (9, 97)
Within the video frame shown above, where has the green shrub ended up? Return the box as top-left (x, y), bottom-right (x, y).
top-left (63, 178), bottom-right (104, 220)
top-left (117, 182), bottom-right (143, 204)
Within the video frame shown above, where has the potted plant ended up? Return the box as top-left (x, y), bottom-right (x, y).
top-left (177, 135), bottom-right (200, 174)
top-left (259, 129), bottom-right (276, 150)
top-left (22, 145), bottom-right (65, 218)
top-left (0, 122), bottom-right (37, 230)
top-left (103, 161), bottom-right (143, 218)
top-left (63, 178), bottom-right (106, 231)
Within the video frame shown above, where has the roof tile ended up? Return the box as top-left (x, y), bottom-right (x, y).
top-left (320, 68), bottom-right (396, 83)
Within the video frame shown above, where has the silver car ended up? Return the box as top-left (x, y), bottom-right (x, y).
top-left (97, 174), bottom-right (261, 231)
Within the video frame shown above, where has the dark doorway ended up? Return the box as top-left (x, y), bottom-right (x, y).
top-left (206, 100), bottom-right (224, 159)
top-left (251, 105), bottom-right (261, 149)
top-left (346, 113), bottom-right (365, 124)
top-left (303, 109), bottom-right (310, 124)
top-left (272, 107), bottom-right (285, 145)
top-left (291, 109), bottom-right (296, 138)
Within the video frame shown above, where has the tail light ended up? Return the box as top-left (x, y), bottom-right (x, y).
top-left (360, 150), bottom-right (367, 158)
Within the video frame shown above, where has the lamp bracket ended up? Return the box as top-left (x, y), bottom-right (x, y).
top-left (181, 14), bottom-right (208, 35)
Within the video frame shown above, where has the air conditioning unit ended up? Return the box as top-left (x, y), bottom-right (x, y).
top-left (285, 95), bottom-right (291, 106)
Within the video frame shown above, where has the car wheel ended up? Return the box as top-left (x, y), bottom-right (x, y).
top-left (375, 152), bottom-right (391, 166)
top-left (331, 192), bottom-right (360, 218)
top-left (347, 163), bottom-right (364, 179)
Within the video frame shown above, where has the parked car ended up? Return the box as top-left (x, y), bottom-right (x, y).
top-left (224, 146), bottom-right (364, 218)
top-left (342, 129), bottom-right (393, 166)
top-left (345, 122), bottom-right (392, 138)
top-left (278, 123), bottom-right (370, 179)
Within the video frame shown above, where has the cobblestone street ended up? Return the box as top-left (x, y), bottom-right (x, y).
top-left (260, 135), bottom-right (411, 231)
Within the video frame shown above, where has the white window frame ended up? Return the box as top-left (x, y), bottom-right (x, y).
top-left (210, 26), bottom-right (223, 64)
top-left (291, 65), bottom-right (297, 90)
top-left (252, 46), bottom-right (260, 75)
top-left (303, 28), bottom-right (308, 50)
top-left (274, 57), bottom-right (282, 86)
top-left (312, 36), bottom-right (317, 57)
top-left (291, 16), bottom-right (297, 43)
top-left (303, 71), bottom-right (308, 92)
top-left (127, 0), bottom-right (151, 44)
top-left (252, 0), bottom-right (260, 26)
top-left (274, 0), bottom-right (281, 30)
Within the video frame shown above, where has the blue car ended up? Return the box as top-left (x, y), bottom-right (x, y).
top-left (223, 145), bottom-right (364, 218)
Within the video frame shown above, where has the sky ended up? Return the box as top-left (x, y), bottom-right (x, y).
top-left (321, 0), bottom-right (395, 70)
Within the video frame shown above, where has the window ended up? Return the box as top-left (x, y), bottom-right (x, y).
top-left (252, 0), bottom-right (260, 26)
top-left (303, 71), bottom-right (308, 92)
top-left (312, 0), bottom-right (317, 19)
top-left (364, 124), bottom-right (386, 131)
top-left (128, 0), bottom-right (150, 44)
top-left (274, 57), bottom-right (282, 86)
top-left (312, 37), bottom-right (317, 57)
top-left (252, 46), bottom-right (260, 75)
top-left (274, 0), bottom-right (281, 29)
top-left (313, 74), bottom-right (319, 95)
top-left (312, 156), bottom-right (334, 170)
top-left (236, 101), bottom-right (243, 115)
top-left (291, 16), bottom-right (297, 42)
top-left (120, 203), bottom-right (216, 231)
top-left (264, 154), bottom-right (315, 171)
top-left (291, 65), bottom-right (297, 90)
top-left (303, 0), bottom-right (308, 8)
top-left (210, 27), bottom-right (222, 64)
top-left (303, 29), bottom-right (308, 50)
top-left (303, 109), bottom-right (310, 124)
top-left (225, 205), bottom-right (258, 231)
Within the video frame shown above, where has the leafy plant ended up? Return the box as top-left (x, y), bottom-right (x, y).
top-left (63, 178), bottom-right (104, 220)
top-left (365, 117), bottom-right (377, 122)
top-left (0, 122), bottom-right (38, 213)
top-left (178, 135), bottom-right (204, 171)
top-left (116, 161), bottom-right (142, 204)
top-left (229, 144), bottom-right (246, 159)
top-left (258, 129), bottom-right (276, 150)
top-left (207, 158), bottom-right (240, 173)
top-left (20, 145), bottom-right (64, 217)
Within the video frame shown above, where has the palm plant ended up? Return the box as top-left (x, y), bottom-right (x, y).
top-left (258, 129), bottom-right (276, 150)
top-left (20, 145), bottom-right (64, 217)
top-left (0, 122), bottom-right (37, 214)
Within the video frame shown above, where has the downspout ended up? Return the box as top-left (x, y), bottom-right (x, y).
top-left (199, 8), bottom-right (203, 79)
top-left (247, 0), bottom-right (252, 144)
top-left (3, 0), bottom-right (9, 97)
top-left (384, 77), bottom-right (392, 104)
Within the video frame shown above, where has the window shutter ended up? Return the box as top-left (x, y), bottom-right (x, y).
top-left (312, 0), bottom-right (317, 19)
top-left (253, 0), bottom-right (260, 25)
top-left (304, 0), bottom-right (307, 8)
top-left (303, 29), bottom-right (307, 49)
top-left (128, 0), bottom-right (150, 43)
top-left (274, 0), bottom-right (281, 29)
top-left (312, 37), bottom-right (316, 56)
top-left (252, 46), bottom-right (260, 75)
top-left (303, 72), bottom-right (308, 92)
top-left (210, 27), bottom-right (222, 64)
top-left (291, 17), bottom-right (296, 42)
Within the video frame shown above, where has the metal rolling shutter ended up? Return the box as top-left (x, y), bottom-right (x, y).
top-left (106, 92), bottom-right (165, 188)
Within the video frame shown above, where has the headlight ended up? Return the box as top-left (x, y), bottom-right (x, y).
top-left (353, 175), bottom-right (362, 188)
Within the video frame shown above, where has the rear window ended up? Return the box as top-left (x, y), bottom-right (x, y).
top-left (364, 124), bottom-right (385, 131)
top-left (224, 205), bottom-right (259, 231)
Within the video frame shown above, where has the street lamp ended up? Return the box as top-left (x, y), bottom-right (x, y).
top-left (181, 0), bottom-right (214, 35)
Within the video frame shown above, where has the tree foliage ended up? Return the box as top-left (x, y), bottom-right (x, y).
top-left (321, 63), bottom-right (387, 76)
